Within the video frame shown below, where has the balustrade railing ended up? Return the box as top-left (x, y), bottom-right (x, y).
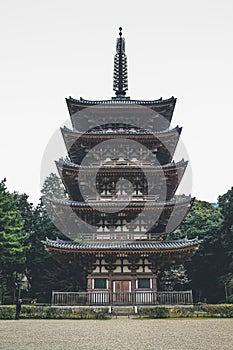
top-left (52, 290), bottom-right (193, 306)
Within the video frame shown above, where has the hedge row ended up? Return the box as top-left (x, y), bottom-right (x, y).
top-left (0, 304), bottom-right (232, 319)
top-left (139, 304), bottom-right (233, 318)
top-left (0, 305), bottom-right (110, 320)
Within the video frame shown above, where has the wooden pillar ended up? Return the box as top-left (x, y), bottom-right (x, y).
top-left (87, 275), bottom-right (92, 290)
top-left (108, 272), bottom-right (113, 304)
top-left (152, 274), bottom-right (157, 291)
top-left (131, 276), bottom-right (137, 305)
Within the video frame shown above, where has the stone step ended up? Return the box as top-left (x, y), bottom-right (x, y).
top-left (111, 306), bottom-right (137, 315)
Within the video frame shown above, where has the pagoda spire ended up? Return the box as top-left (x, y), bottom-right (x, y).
top-left (113, 27), bottom-right (128, 97)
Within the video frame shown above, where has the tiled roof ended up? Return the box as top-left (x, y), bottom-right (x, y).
top-left (62, 125), bottom-right (181, 136)
top-left (49, 196), bottom-right (193, 208)
top-left (44, 237), bottom-right (201, 251)
top-left (57, 158), bottom-right (187, 170)
top-left (67, 96), bottom-right (176, 105)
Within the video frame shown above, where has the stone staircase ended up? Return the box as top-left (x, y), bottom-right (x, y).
top-left (111, 306), bottom-right (137, 317)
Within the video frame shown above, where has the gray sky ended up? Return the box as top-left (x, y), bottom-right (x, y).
top-left (0, 0), bottom-right (232, 205)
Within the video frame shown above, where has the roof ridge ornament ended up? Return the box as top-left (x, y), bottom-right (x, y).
top-left (113, 27), bottom-right (129, 98)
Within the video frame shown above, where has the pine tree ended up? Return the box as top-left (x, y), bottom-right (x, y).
top-left (0, 179), bottom-right (27, 303)
top-left (169, 200), bottom-right (224, 302)
top-left (41, 172), bottom-right (67, 199)
top-left (218, 187), bottom-right (233, 300)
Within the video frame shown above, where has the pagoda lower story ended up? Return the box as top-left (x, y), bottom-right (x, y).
top-left (45, 238), bottom-right (200, 306)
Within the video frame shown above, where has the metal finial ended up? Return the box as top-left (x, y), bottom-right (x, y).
top-left (113, 27), bottom-right (128, 97)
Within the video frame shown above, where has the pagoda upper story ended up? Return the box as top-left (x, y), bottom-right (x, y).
top-left (61, 125), bottom-right (182, 165)
top-left (66, 96), bottom-right (176, 131)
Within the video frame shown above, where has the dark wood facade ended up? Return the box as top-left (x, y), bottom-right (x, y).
top-left (45, 238), bottom-right (200, 305)
top-left (44, 28), bottom-right (200, 305)
top-left (56, 159), bottom-right (187, 202)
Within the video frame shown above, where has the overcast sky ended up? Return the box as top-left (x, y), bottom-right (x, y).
top-left (0, 0), bottom-right (232, 205)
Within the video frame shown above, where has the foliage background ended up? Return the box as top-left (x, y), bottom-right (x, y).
top-left (0, 175), bottom-right (232, 304)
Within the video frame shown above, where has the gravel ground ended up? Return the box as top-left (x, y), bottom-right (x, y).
top-left (0, 318), bottom-right (232, 350)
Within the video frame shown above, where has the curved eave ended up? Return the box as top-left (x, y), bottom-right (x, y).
top-left (61, 125), bottom-right (182, 140)
top-left (66, 96), bottom-right (177, 115)
top-left (56, 158), bottom-right (188, 173)
top-left (48, 196), bottom-right (194, 209)
top-left (44, 237), bottom-right (201, 254)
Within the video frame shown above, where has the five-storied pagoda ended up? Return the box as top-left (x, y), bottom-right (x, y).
top-left (44, 28), bottom-right (201, 306)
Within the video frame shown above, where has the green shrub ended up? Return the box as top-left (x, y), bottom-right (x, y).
top-left (0, 305), bottom-right (111, 320)
top-left (226, 295), bottom-right (233, 304)
top-left (140, 307), bottom-right (169, 318)
top-left (197, 304), bottom-right (233, 318)
top-left (2, 296), bottom-right (13, 305)
top-left (1, 304), bottom-right (232, 319)
top-left (0, 305), bottom-right (15, 319)
top-left (170, 307), bottom-right (195, 318)
top-left (93, 310), bottom-right (110, 320)
top-left (139, 304), bottom-right (233, 319)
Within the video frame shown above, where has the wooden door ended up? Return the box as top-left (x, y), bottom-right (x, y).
top-left (114, 280), bottom-right (131, 304)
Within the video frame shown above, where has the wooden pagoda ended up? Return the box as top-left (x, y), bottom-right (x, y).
top-left (44, 28), bottom-right (201, 306)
